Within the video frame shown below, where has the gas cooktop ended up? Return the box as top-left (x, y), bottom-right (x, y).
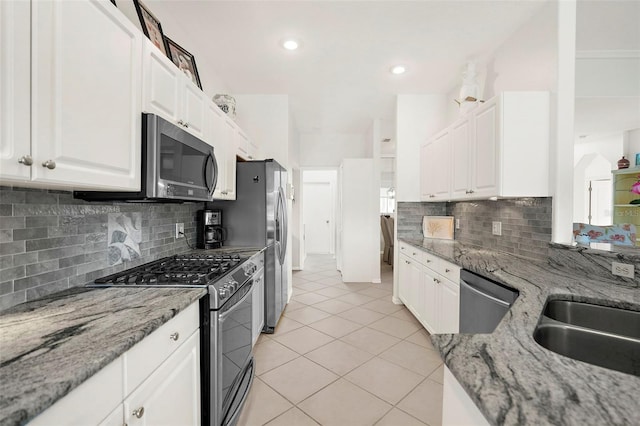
top-left (92, 253), bottom-right (246, 287)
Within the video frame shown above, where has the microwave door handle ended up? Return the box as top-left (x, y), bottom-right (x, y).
top-left (204, 152), bottom-right (218, 197)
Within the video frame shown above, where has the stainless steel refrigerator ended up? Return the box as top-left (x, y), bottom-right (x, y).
top-left (208, 159), bottom-right (288, 333)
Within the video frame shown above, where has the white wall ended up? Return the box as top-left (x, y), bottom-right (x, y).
top-left (395, 95), bottom-right (448, 202)
top-left (299, 133), bottom-right (369, 167)
top-left (625, 129), bottom-right (640, 162)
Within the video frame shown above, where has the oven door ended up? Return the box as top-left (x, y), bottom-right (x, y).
top-left (212, 279), bottom-right (254, 426)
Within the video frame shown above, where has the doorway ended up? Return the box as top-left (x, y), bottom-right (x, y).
top-left (588, 179), bottom-right (612, 225)
top-left (302, 169), bottom-right (337, 257)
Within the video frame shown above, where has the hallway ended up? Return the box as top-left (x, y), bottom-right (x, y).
top-left (237, 255), bottom-right (444, 426)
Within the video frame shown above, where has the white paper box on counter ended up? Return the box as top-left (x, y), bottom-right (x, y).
top-left (422, 216), bottom-right (454, 240)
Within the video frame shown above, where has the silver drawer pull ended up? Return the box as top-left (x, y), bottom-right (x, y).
top-left (177, 119), bottom-right (185, 126)
top-left (425, 259), bottom-right (431, 263)
top-left (433, 278), bottom-right (440, 284)
top-left (42, 160), bottom-right (56, 169)
top-left (445, 268), bottom-right (451, 273)
top-left (132, 407), bottom-right (144, 418)
top-left (18, 155), bottom-right (33, 166)
top-left (169, 332), bottom-right (179, 341)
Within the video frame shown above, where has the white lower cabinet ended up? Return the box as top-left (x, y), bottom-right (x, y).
top-left (28, 302), bottom-right (201, 426)
top-left (397, 242), bottom-right (460, 334)
top-left (443, 366), bottom-right (489, 426)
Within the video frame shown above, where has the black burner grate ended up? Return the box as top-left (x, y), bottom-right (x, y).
top-left (95, 253), bottom-right (243, 286)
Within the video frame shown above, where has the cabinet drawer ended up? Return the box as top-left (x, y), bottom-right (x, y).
top-left (398, 242), bottom-right (424, 264)
top-left (435, 259), bottom-right (461, 283)
top-left (422, 252), bottom-right (440, 270)
top-left (124, 302), bottom-right (199, 394)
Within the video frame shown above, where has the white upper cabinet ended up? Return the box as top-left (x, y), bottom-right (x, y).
top-left (142, 39), bottom-right (206, 140)
top-left (3, 0), bottom-right (142, 190)
top-left (0, 0), bottom-right (31, 181)
top-left (420, 129), bottom-right (451, 201)
top-left (421, 91), bottom-right (550, 201)
top-left (206, 101), bottom-right (237, 200)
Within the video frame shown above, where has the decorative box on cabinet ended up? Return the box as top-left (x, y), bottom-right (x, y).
top-left (28, 303), bottom-right (201, 426)
top-left (2, 0), bottom-right (142, 191)
top-left (142, 38), bottom-right (206, 140)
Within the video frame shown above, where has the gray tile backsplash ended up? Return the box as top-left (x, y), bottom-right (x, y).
top-left (397, 198), bottom-right (553, 261)
top-left (0, 186), bottom-right (202, 311)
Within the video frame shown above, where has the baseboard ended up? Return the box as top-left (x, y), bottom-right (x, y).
top-left (372, 278), bottom-right (381, 284)
top-left (292, 266), bottom-right (302, 271)
top-left (392, 296), bottom-right (402, 305)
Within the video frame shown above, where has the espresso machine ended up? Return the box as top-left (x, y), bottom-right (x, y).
top-left (197, 210), bottom-right (226, 249)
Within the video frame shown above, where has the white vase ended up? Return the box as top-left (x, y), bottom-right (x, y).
top-left (212, 94), bottom-right (236, 119)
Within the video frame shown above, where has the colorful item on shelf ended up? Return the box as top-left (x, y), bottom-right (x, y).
top-left (617, 156), bottom-right (630, 169)
top-left (572, 223), bottom-right (637, 246)
top-left (631, 176), bottom-right (640, 195)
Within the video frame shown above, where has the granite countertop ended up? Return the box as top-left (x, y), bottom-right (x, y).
top-left (0, 246), bottom-right (264, 426)
top-left (399, 238), bottom-right (640, 426)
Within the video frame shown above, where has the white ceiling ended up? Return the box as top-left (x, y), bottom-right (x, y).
top-left (146, 0), bottom-right (547, 135)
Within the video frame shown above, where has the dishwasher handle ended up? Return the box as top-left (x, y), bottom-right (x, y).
top-left (460, 278), bottom-right (511, 308)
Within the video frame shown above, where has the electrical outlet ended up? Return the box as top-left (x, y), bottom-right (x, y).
top-left (455, 218), bottom-right (460, 229)
top-left (492, 221), bottom-right (502, 236)
top-left (175, 223), bottom-right (184, 238)
top-left (612, 262), bottom-right (634, 278)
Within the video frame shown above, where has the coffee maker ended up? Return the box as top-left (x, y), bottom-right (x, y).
top-left (197, 209), bottom-right (226, 249)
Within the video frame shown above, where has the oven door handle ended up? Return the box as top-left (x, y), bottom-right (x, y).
top-left (218, 280), bottom-right (254, 322)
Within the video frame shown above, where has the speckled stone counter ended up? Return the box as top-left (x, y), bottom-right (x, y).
top-left (0, 246), bottom-right (264, 426)
top-left (400, 238), bottom-right (640, 426)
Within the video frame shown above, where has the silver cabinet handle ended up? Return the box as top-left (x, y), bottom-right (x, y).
top-left (132, 407), bottom-right (144, 418)
top-left (177, 119), bottom-right (185, 126)
top-left (42, 160), bottom-right (56, 169)
top-left (445, 268), bottom-right (451, 273)
top-left (468, 190), bottom-right (474, 194)
top-left (169, 332), bottom-right (179, 341)
top-left (429, 194), bottom-right (435, 198)
top-left (433, 278), bottom-right (441, 284)
top-left (405, 260), bottom-right (410, 264)
top-left (184, 123), bottom-right (189, 128)
top-left (425, 259), bottom-right (431, 263)
top-left (18, 155), bottom-right (33, 166)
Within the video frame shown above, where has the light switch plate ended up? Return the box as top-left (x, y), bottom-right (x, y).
top-left (175, 223), bottom-right (184, 238)
top-left (455, 218), bottom-right (460, 229)
top-left (492, 221), bottom-right (502, 236)
top-left (612, 262), bottom-right (634, 278)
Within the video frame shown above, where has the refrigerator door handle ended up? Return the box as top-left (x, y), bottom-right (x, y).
top-left (278, 186), bottom-right (288, 260)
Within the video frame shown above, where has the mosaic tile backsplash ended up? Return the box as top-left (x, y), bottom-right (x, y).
top-left (0, 187), bottom-right (201, 311)
top-left (397, 198), bottom-right (553, 261)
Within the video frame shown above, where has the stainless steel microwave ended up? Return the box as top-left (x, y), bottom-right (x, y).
top-left (75, 113), bottom-right (218, 202)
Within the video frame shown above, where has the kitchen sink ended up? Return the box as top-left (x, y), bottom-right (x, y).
top-left (533, 300), bottom-right (640, 377)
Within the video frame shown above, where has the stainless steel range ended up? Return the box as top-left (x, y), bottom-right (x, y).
top-left (90, 250), bottom-right (264, 426)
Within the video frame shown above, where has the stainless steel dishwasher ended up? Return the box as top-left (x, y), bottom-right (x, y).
top-left (459, 269), bottom-right (519, 333)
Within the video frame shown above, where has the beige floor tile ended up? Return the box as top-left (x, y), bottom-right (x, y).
top-left (307, 315), bottom-right (363, 338)
top-left (397, 379), bottom-right (443, 426)
top-left (305, 340), bottom-right (374, 376)
top-left (357, 287), bottom-right (392, 299)
top-left (272, 316), bottom-right (305, 336)
top-left (265, 407), bottom-right (320, 426)
top-left (341, 282), bottom-right (376, 292)
top-left (283, 300), bottom-right (306, 313)
top-left (362, 298), bottom-right (404, 314)
top-left (391, 308), bottom-right (421, 323)
top-left (253, 339), bottom-right (300, 376)
top-left (375, 408), bottom-right (428, 426)
top-left (338, 306), bottom-right (386, 325)
top-left (298, 379), bottom-right (392, 426)
top-left (379, 340), bottom-right (443, 377)
top-left (368, 316), bottom-right (421, 339)
top-left (320, 277), bottom-right (348, 286)
top-left (261, 357), bottom-right (338, 404)
top-left (300, 273), bottom-right (328, 282)
top-left (339, 292), bottom-right (377, 305)
top-left (340, 327), bottom-right (401, 355)
top-left (294, 292), bottom-right (331, 305)
top-left (345, 357), bottom-right (424, 405)
top-left (313, 298), bottom-right (355, 314)
top-left (272, 326), bottom-right (334, 354)
top-left (429, 364), bottom-right (445, 385)
top-left (405, 329), bottom-right (437, 351)
top-left (314, 286), bottom-right (351, 298)
top-left (236, 378), bottom-right (293, 426)
top-left (295, 281), bottom-right (327, 292)
top-left (283, 305), bottom-right (332, 325)
top-left (255, 333), bottom-right (271, 345)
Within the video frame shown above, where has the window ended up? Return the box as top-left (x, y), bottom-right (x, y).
top-left (380, 187), bottom-right (395, 214)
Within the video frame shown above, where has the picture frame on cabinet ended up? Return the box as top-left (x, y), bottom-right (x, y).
top-left (165, 36), bottom-right (203, 89)
top-left (133, 0), bottom-right (169, 57)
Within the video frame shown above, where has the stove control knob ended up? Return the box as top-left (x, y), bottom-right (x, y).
top-left (228, 280), bottom-right (238, 292)
top-left (218, 288), bottom-right (229, 300)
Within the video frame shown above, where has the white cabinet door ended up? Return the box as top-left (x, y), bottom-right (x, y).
top-left (182, 80), bottom-right (206, 139)
top-left (472, 98), bottom-right (498, 197)
top-left (439, 278), bottom-right (460, 334)
top-left (99, 404), bottom-right (124, 426)
top-left (432, 131), bottom-right (452, 200)
top-left (0, 0), bottom-right (31, 181)
top-left (206, 102), bottom-right (228, 199)
top-left (422, 269), bottom-right (438, 333)
top-left (398, 254), bottom-right (411, 305)
top-left (252, 273), bottom-right (265, 346)
top-left (408, 261), bottom-right (424, 321)
top-left (420, 141), bottom-right (436, 201)
top-left (124, 330), bottom-right (200, 426)
top-left (223, 118), bottom-right (238, 200)
top-left (451, 118), bottom-right (471, 198)
top-left (236, 128), bottom-right (250, 159)
top-left (142, 39), bottom-right (181, 124)
top-left (31, 0), bottom-right (141, 190)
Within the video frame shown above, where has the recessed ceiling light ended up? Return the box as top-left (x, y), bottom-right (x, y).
top-left (390, 65), bottom-right (406, 75)
top-left (282, 39), bottom-right (299, 50)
